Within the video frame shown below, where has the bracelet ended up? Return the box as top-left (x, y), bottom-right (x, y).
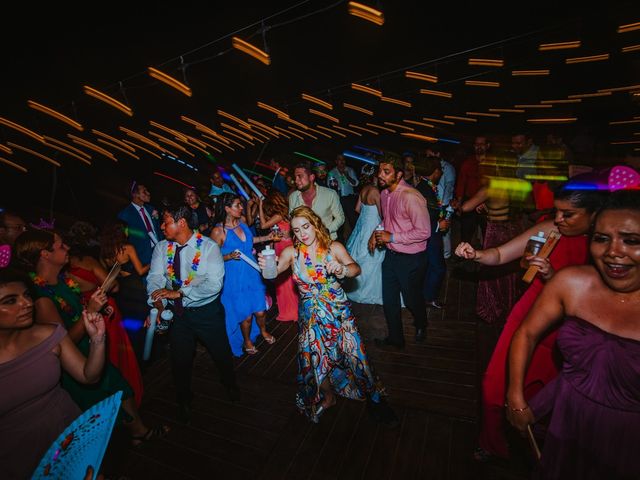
top-left (89, 334), bottom-right (106, 345)
top-left (504, 403), bottom-right (529, 413)
top-left (339, 264), bottom-right (349, 278)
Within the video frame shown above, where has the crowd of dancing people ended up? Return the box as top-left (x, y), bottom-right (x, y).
top-left (0, 132), bottom-right (639, 479)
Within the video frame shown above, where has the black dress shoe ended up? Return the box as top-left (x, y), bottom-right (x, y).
top-left (415, 328), bottom-right (426, 342)
top-left (367, 398), bottom-right (400, 429)
top-left (374, 337), bottom-right (405, 349)
top-left (177, 402), bottom-right (191, 424)
top-left (226, 384), bottom-right (241, 403)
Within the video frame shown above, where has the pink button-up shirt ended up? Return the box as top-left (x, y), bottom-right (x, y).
top-left (381, 180), bottom-right (431, 254)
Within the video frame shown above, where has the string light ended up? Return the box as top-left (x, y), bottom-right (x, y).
top-left (351, 83), bottom-right (382, 97)
top-left (422, 117), bottom-right (454, 125)
top-left (622, 44), bottom-right (640, 53)
top-left (383, 121), bottom-right (413, 131)
top-left (565, 53), bottom-right (610, 64)
top-left (348, 124), bottom-right (378, 135)
top-left (67, 135), bottom-right (118, 161)
top-left (248, 118), bottom-right (281, 136)
top-left (567, 91), bottom-right (612, 99)
top-left (96, 138), bottom-right (141, 160)
top-left (366, 122), bottom-right (395, 133)
top-left (538, 40), bottom-right (581, 51)
top-left (514, 104), bottom-right (552, 109)
top-left (618, 22), bottom-right (640, 33)
top-left (511, 69), bottom-right (550, 76)
top-left (466, 112), bottom-right (500, 117)
top-left (315, 125), bottom-right (346, 137)
top-left (0, 144), bottom-right (12, 154)
top-left (83, 85), bottom-right (133, 116)
top-left (332, 124), bottom-right (362, 136)
top-left (231, 36), bottom-right (271, 65)
top-left (347, 1), bottom-right (384, 26)
top-left (343, 102), bottom-right (373, 115)
top-left (308, 108), bottom-right (340, 123)
top-left (527, 117), bottom-right (577, 124)
top-left (306, 126), bottom-right (331, 138)
top-left (0, 156), bottom-right (27, 173)
top-left (400, 133), bottom-right (438, 142)
top-left (405, 71), bottom-right (438, 83)
top-left (92, 129), bottom-right (135, 151)
top-left (148, 66), bottom-right (192, 97)
top-left (444, 115), bottom-right (477, 122)
top-left (217, 110), bottom-right (252, 129)
top-left (202, 134), bottom-right (236, 151)
top-left (289, 126), bottom-right (317, 140)
top-left (540, 99), bottom-right (581, 104)
top-left (148, 131), bottom-right (195, 155)
top-left (465, 80), bottom-right (500, 87)
top-left (468, 58), bottom-right (504, 67)
top-left (43, 136), bottom-right (92, 160)
top-left (598, 84), bottom-right (640, 93)
top-left (7, 142), bottom-right (61, 167)
top-left (278, 115), bottom-right (309, 130)
top-left (148, 121), bottom-right (188, 142)
top-left (220, 122), bottom-right (255, 141)
top-left (0, 117), bottom-right (44, 143)
top-left (257, 101), bottom-right (289, 118)
top-left (489, 108), bottom-right (525, 113)
top-left (380, 96), bottom-right (412, 107)
top-left (122, 139), bottom-right (163, 159)
top-left (420, 89), bottom-right (452, 99)
top-left (27, 101), bottom-right (83, 131)
top-left (273, 127), bottom-right (294, 139)
top-left (403, 120), bottom-right (435, 128)
top-left (222, 129), bottom-right (256, 146)
top-left (301, 93), bottom-right (333, 110)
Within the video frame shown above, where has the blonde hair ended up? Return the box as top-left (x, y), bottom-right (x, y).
top-left (290, 206), bottom-right (331, 251)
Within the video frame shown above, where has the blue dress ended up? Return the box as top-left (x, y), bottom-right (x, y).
top-left (219, 223), bottom-right (267, 356)
top-left (345, 204), bottom-right (385, 304)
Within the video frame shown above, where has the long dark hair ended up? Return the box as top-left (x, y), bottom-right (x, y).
top-left (213, 193), bottom-right (241, 225)
top-left (99, 222), bottom-right (129, 261)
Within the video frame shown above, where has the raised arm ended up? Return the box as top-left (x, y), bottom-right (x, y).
top-left (258, 245), bottom-right (294, 276)
top-left (59, 311), bottom-right (106, 383)
top-left (455, 218), bottom-right (556, 266)
top-left (258, 199), bottom-right (283, 229)
top-left (125, 244), bottom-right (150, 276)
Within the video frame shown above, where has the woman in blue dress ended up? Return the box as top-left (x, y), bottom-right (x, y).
top-left (259, 206), bottom-right (397, 426)
top-left (211, 193), bottom-right (275, 356)
top-left (345, 169), bottom-right (385, 304)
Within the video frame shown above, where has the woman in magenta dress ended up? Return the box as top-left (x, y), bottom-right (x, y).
top-left (456, 186), bottom-right (605, 460)
top-left (258, 191), bottom-right (299, 321)
top-left (0, 268), bottom-right (106, 479)
top-left (507, 191), bottom-right (640, 479)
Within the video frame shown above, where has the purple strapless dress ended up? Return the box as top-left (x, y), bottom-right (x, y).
top-left (529, 317), bottom-right (640, 480)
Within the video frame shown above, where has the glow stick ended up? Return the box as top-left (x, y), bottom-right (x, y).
top-left (232, 163), bottom-right (264, 200)
top-left (143, 308), bottom-right (158, 361)
top-left (229, 174), bottom-right (250, 200)
top-left (342, 150), bottom-right (378, 165)
top-left (234, 249), bottom-right (261, 271)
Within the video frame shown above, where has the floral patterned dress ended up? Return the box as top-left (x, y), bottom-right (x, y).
top-left (292, 244), bottom-right (384, 422)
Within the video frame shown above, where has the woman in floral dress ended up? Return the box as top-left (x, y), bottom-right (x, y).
top-left (259, 206), bottom-right (397, 425)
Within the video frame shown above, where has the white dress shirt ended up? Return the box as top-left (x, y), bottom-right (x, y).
top-left (147, 232), bottom-right (225, 308)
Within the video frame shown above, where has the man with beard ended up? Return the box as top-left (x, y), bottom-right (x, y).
top-left (369, 153), bottom-right (431, 346)
top-left (289, 161), bottom-right (344, 240)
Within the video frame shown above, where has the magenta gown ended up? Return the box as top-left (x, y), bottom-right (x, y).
top-left (529, 317), bottom-right (640, 479)
top-left (0, 324), bottom-right (81, 479)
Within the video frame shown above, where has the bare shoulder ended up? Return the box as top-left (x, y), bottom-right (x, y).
top-left (31, 322), bottom-right (57, 341)
top-left (329, 241), bottom-right (347, 254)
top-left (550, 265), bottom-right (598, 293)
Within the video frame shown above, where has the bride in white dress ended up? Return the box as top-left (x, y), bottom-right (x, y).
top-left (345, 170), bottom-right (385, 304)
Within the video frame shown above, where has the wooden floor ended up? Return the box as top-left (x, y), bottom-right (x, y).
top-left (104, 265), bottom-right (532, 479)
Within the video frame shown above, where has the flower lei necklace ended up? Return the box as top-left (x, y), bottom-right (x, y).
top-left (167, 232), bottom-right (203, 288)
top-left (299, 243), bottom-right (328, 284)
top-left (30, 273), bottom-right (80, 316)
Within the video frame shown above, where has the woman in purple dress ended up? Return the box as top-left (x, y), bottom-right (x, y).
top-left (507, 191), bottom-right (640, 479)
top-left (0, 269), bottom-right (106, 479)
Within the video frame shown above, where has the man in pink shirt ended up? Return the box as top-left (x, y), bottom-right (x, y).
top-left (368, 154), bottom-right (431, 346)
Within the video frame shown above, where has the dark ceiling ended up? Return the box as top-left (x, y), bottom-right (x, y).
top-left (1, 1), bottom-right (639, 225)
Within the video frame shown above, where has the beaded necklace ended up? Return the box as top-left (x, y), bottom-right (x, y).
top-left (167, 232), bottom-right (203, 288)
top-left (30, 273), bottom-right (80, 317)
top-left (299, 243), bottom-right (327, 284)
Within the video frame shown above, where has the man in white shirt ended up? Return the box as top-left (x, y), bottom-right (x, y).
top-left (289, 161), bottom-right (345, 240)
top-left (327, 154), bottom-right (359, 240)
top-left (512, 132), bottom-right (540, 180)
top-left (147, 204), bottom-right (238, 423)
